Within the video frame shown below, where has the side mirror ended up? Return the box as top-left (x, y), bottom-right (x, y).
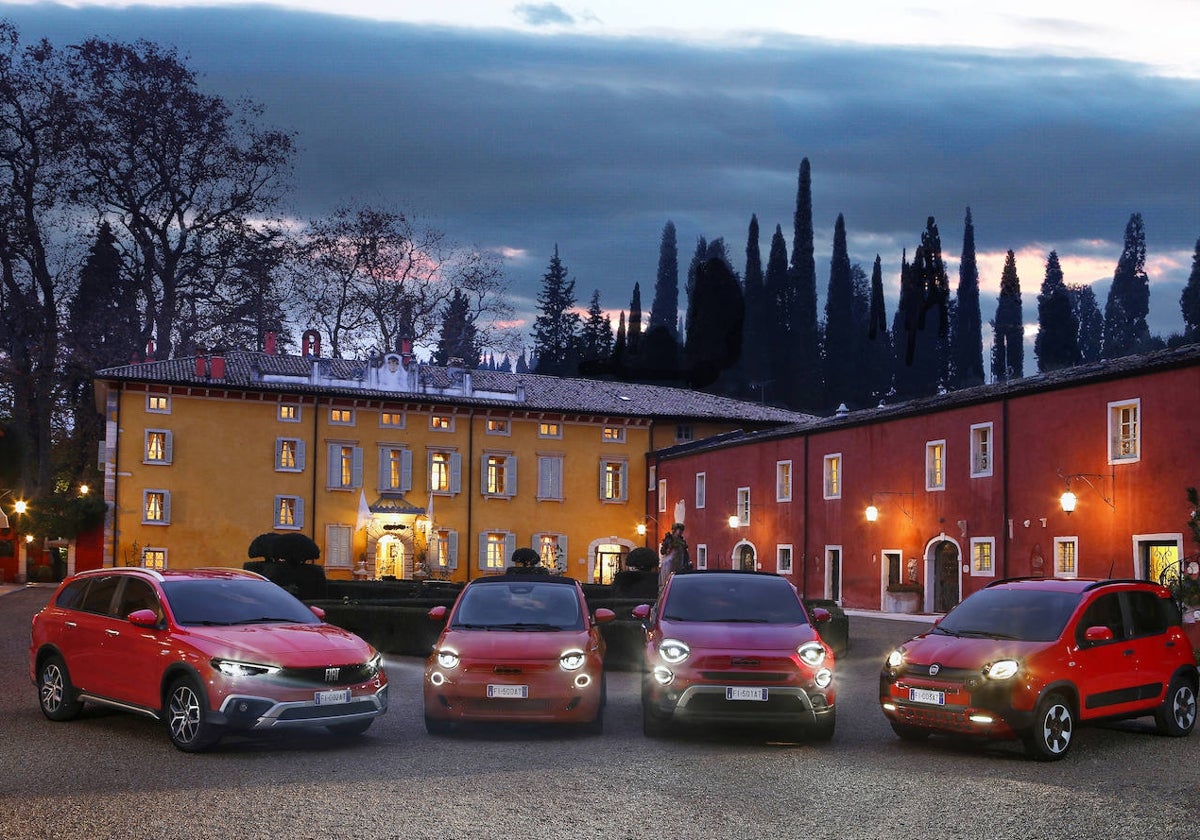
top-left (428, 605), bottom-right (448, 622)
top-left (631, 604), bottom-right (651, 620)
top-left (811, 607), bottom-right (831, 624)
top-left (1084, 625), bottom-right (1115, 642)
top-left (308, 605), bottom-right (326, 620)
top-left (593, 608), bottom-right (616, 625)
top-left (127, 608), bottom-right (160, 628)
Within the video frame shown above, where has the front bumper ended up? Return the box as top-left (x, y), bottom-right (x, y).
top-left (646, 681), bottom-right (834, 727)
top-left (214, 683), bottom-right (389, 731)
top-left (424, 665), bottom-right (604, 724)
top-left (879, 670), bottom-right (1031, 738)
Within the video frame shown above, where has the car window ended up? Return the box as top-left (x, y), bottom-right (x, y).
top-left (116, 579), bottom-right (162, 621)
top-left (54, 579), bottom-right (90, 611)
top-left (77, 576), bottom-right (122, 616)
top-left (1076, 593), bottom-right (1125, 644)
top-left (452, 582), bottom-right (583, 629)
top-left (161, 579), bottom-right (320, 626)
top-left (1125, 590), bottom-right (1172, 638)
top-left (661, 575), bottom-right (807, 623)
top-left (937, 587), bottom-right (1078, 641)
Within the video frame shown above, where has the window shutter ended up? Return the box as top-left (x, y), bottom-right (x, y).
top-left (401, 448), bottom-right (413, 491)
top-left (377, 449), bottom-right (389, 491)
top-left (327, 444), bottom-right (340, 488)
top-left (164, 431), bottom-right (174, 463)
top-left (478, 532), bottom-right (488, 570)
top-left (598, 461), bottom-right (606, 499)
top-left (538, 458), bottom-right (551, 498)
top-left (352, 446), bottom-right (364, 488)
top-left (162, 491), bottom-right (171, 523)
top-left (296, 440), bottom-right (306, 471)
top-left (505, 533), bottom-right (516, 566)
top-left (450, 452), bottom-right (462, 493)
top-left (557, 534), bottom-right (568, 567)
top-left (507, 455), bottom-right (517, 496)
top-left (620, 463), bottom-right (629, 501)
top-left (447, 531), bottom-right (459, 570)
top-left (275, 438), bottom-right (284, 468)
top-left (295, 497), bottom-right (305, 529)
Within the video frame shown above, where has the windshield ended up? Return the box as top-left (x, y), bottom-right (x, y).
top-left (662, 575), bottom-right (808, 624)
top-left (935, 587), bottom-right (1080, 642)
top-left (451, 581), bottom-right (583, 630)
top-left (162, 579), bottom-right (320, 626)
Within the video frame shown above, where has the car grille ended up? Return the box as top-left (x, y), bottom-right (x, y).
top-left (891, 703), bottom-right (975, 734)
top-left (276, 700), bottom-right (380, 721)
top-left (685, 693), bottom-right (809, 716)
top-left (894, 663), bottom-right (978, 683)
top-left (700, 671), bottom-right (792, 683)
top-left (281, 663), bottom-right (376, 685)
top-left (459, 698), bottom-right (556, 715)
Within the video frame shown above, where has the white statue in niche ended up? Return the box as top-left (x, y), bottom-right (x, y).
top-left (378, 353), bottom-right (405, 389)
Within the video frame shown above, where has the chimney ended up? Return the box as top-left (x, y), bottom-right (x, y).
top-left (209, 356), bottom-right (225, 380)
top-left (194, 356), bottom-right (208, 378)
top-left (264, 331), bottom-right (277, 355)
top-left (835, 403), bottom-right (849, 418)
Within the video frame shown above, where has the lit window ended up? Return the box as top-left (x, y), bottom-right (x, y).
top-left (657, 478), bottom-right (667, 512)
top-left (538, 421), bottom-right (562, 438)
top-left (777, 545), bottom-right (793, 575)
top-left (926, 441), bottom-right (946, 491)
top-left (970, 423), bottom-right (992, 477)
top-left (1054, 537), bottom-right (1078, 578)
top-left (141, 548), bottom-right (167, 570)
top-left (484, 533), bottom-right (507, 570)
top-left (144, 430), bottom-right (172, 464)
top-left (971, 537), bottom-right (995, 577)
top-left (380, 446), bottom-right (411, 492)
top-left (147, 395), bottom-right (170, 414)
top-left (484, 454), bottom-right (513, 496)
top-left (329, 407), bottom-right (354, 425)
top-left (1109, 399), bottom-right (1140, 462)
top-left (430, 451), bottom-right (459, 494)
top-left (143, 490), bottom-right (170, 524)
top-left (695, 472), bottom-right (706, 509)
top-left (602, 426), bottom-right (625, 443)
top-left (486, 418), bottom-right (509, 435)
top-left (777, 461), bottom-right (792, 502)
top-left (601, 460), bottom-right (627, 502)
top-left (275, 496), bottom-right (303, 529)
top-left (276, 438), bottom-right (304, 472)
top-left (380, 411), bottom-right (405, 428)
top-left (430, 414), bottom-right (453, 431)
top-left (538, 534), bottom-right (561, 567)
top-left (327, 444), bottom-right (362, 490)
top-left (278, 404), bottom-right (300, 423)
top-left (823, 454), bottom-right (841, 499)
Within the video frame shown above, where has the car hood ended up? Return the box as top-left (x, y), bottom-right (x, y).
top-left (436, 628), bottom-right (592, 660)
top-left (900, 631), bottom-right (1049, 667)
top-left (659, 620), bottom-right (819, 651)
top-left (184, 623), bottom-right (374, 666)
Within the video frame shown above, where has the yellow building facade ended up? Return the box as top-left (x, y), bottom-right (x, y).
top-left (96, 349), bottom-right (806, 583)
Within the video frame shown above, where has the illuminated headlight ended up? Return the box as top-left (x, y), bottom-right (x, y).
top-left (886, 649), bottom-right (904, 669)
top-left (212, 658), bottom-right (281, 678)
top-left (984, 659), bottom-right (1019, 680)
top-left (658, 639), bottom-right (690, 665)
top-left (429, 671), bottom-right (446, 686)
top-left (652, 665), bottom-right (675, 686)
top-left (814, 668), bottom-right (833, 688)
top-left (560, 649), bottom-right (587, 671)
top-left (798, 641), bottom-right (826, 667)
top-left (436, 649), bottom-right (460, 670)
top-left (365, 652), bottom-right (383, 677)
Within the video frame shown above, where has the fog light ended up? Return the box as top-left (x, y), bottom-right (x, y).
top-left (882, 702), bottom-right (896, 712)
top-left (429, 671), bottom-right (446, 686)
top-left (574, 673), bottom-right (592, 689)
top-left (814, 669), bottom-right (832, 688)
top-left (652, 665), bottom-right (674, 686)
top-left (969, 713), bottom-right (994, 724)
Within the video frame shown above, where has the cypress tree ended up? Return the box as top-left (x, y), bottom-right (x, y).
top-left (788, 158), bottom-right (822, 410)
top-left (628, 282), bottom-right (643, 356)
top-left (683, 256), bottom-right (745, 389)
top-left (1034, 251), bottom-right (1080, 372)
top-left (764, 223), bottom-right (791, 406)
top-left (991, 250), bottom-right (1024, 381)
top-left (950, 207), bottom-right (985, 388)
top-left (866, 255), bottom-right (894, 403)
top-left (1102, 212), bottom-right (1151, 358)
top-left (612, 311), bottom-right (627, 366)
top-left (823, 213), bottom-right (858, 409)
top-left (531, 245), bottom-right (581, 376)
top-left (1180, 237), bottom-right (1200, 340)
top-left (649, 221), bottom-right (680, 340)
top-left (740, 214), bottom-right (767, 395)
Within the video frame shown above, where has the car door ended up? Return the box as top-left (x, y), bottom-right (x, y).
top-left (1071, 592), bottom-right (1143, 719)
top-left (62, 575), bottom-right (124, 697)
top-left (96, 577), bottom-right (171, 711)
top-left (1123, 589), bottom-right (1184, 706)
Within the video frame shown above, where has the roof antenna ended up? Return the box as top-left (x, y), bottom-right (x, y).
top-left (1108, 559), bottom-right (1116, 580)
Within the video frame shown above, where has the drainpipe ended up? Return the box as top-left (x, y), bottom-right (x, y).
top-left (311, 396), bottom-right (320, 542)
top-left (465, 408), bottom-right (475, 581)
top-left (802, 433), bottom-right (810, 599)
top-left (1001, 396), bottom-right (1010, 578)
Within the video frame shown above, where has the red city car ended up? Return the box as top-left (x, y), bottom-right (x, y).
top-left (423, 573), bottom-right (614, 734)
top-left (879, 577), bottom-right (1198, 760)
top-left (634, 570), bottom-right (837, 740)
top-left (29, 567), bottom-right (388, 751)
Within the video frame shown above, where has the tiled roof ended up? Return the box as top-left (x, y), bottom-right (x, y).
top-left (95, 351), bottom-right (812, 424)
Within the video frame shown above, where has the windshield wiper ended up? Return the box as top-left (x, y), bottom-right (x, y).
top-left (239, 617), bottom-right (299, 624)
top-left (491, 622), bottom-right (563, 631)
top-left (954, 629), bottom-right (1019, 640)
top-left (931, 626), bottom-right (960, 637)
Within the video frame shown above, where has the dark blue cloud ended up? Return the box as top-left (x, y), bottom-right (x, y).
top-left (1, 4), bottom-right (1197, 347)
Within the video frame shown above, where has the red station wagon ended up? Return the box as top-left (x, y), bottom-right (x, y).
top-left (879, 577), bottom-right (1198, 760)
top-left (30, 567), bottom-right (388, 751)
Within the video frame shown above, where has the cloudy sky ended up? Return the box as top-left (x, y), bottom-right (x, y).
top-left (2, 1), bottom-right (1198, 369)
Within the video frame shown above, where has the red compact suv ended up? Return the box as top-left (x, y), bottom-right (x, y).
top-left (879, 577), bottom-right (1198, 760)
top-left (634, 570), bottom-right (836, 740)
top-left (30, 567), bottom-right (388, 751)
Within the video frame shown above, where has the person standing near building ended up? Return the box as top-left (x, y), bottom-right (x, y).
top-left (659, 522), bottom-right (689, 589)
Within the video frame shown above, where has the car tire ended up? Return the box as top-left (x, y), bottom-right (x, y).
top-left (1155, 674), bottom-right (1198, 737)
top-left (1023, 692), bottom-right (1074, 761)
top-left (424, 713), bottom-right (452, 736)
top-left (642, 706), bottom-right (670, 738)
top-left (889, 721), bottom-right (930, 741)
top-left (808, 711), bottom-right (836, 742)
top-left (327, 719), bottom-right (373, 737)
top-left (37, 653), bottom-right (83, 722)
top-left (166, 675), bottom-right (220, 752)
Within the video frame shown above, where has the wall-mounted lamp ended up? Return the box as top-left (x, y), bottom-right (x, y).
top-left (727, 514), bottom-right (740, 529)
top-left (0, 492), bottom-right (29, 530)
top-left (864, 491), bottom-right (914, 522)
top-left (1058, 468), bottom-right (1115, 515)
top-left (636, 515), bottom-right (659, 537)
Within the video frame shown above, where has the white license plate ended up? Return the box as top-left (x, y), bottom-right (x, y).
top-left (487, 684), bottom-right (529, 699)
top-left (909, 688), bottom-right (946, 705)
top-left (726, 686), bottom-right (768, 701)
top-left (315, 689), bottom-right (351, 705)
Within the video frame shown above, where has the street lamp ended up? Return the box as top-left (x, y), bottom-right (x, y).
top-left (1057, 468), bottom-right (1115, 515)
top-left (864, 491), bottom-right (913, 522)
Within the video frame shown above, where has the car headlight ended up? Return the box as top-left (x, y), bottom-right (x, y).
top-left (436, 649), bottom-right (460, 669)
top-left (886, 649), bottom-right (904, 669)
top-left (658, 638), bottom-right (690, 665)
top-left (365, 651), bottom-right (383, 677)
top-left (212, 658), bottom-right (281, 678)
top-left (560, 649), bottom-right (586, 671)
top-left (798, 641), bottom-right (826, 667)
top-left (984, 659), bottom-right (1019, 680)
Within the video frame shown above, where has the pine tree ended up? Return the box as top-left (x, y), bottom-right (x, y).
top-left (1180, 237), bottom-right (1200, 341)
top-left (433, 289), bottom-right (481, 368)
top-left (950, 207), bottom-right (985, 388)
top-left (531, 245), bottom-right (581, 376)
top-left (823, 213), bottom-right (858, 409)
top-left (1034, 251), bottom-right (1080, 372)
top-left (991, 250), bottom-right (1024, 381)
top-left (787, 158), bottom-right (822, 410)
top-left (648, 221), bottom-right (680, 340)
top-left (1070, 284), bottom-right (1105, 363)
top-left (1102, 212), bottom-right (1151, 358)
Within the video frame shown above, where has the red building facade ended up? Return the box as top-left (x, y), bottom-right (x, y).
top-left (647, 345), bottom-right (1200, 613)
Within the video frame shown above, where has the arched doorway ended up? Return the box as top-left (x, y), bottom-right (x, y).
top-left (735, 541), bottom-right (756, 571)
top-left (926, 537), bottom-right (961, 613)
top-left (375, 535), bottom-right (406, 579)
